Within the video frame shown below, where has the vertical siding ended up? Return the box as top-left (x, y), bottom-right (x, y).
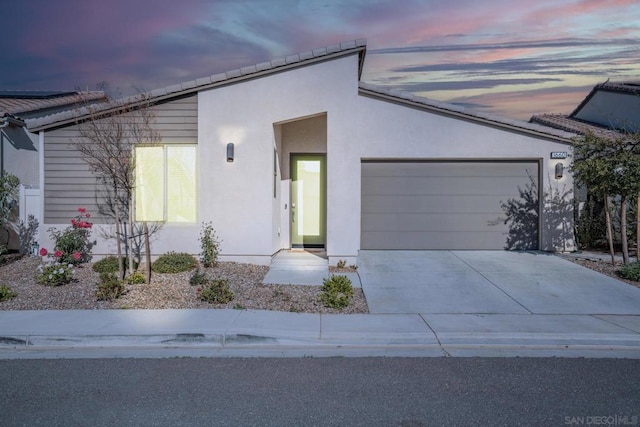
top-left (44, 94), bottom-right (198, 223)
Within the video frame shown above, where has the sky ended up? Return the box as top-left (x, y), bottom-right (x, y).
top-left (2, 0), bottom-right (640, 120)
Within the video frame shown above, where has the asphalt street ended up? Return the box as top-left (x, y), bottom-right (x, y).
top-left (1, 357), bottom-right (639, 426)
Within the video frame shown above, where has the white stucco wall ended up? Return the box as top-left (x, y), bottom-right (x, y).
top-left (348, 94), bottom-right (574, 254)
top-left (197, 54), bottom-right (360, 264)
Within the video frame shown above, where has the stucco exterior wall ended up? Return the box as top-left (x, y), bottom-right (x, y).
top-left (350, 94), bottom-right (574, 253)
top-left (197, 55), bottom-right (360, 263)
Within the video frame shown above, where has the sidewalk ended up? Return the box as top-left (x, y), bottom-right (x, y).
top-left (3, 250), bottom-right (640, 360)
top-left (1, 308), bottom-right (640, 359)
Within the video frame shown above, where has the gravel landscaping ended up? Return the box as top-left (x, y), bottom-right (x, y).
top-left (0, 256), bottom-right (369, 314)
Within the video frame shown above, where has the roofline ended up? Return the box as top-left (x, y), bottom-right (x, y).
top-left (29, 40), bottom-right (367, 132)
top-left (0, 114), bottom-right (25, 128)
top-left (358, 83), bottom-right (575, 144)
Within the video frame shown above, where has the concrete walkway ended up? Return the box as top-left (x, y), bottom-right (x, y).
top-left (1, 251), bottom-right (640, 359)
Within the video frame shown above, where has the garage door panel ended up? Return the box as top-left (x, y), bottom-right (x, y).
top-left (362, 213), bottom-right (507, 232)
top-left (360, 161), bottom-right (539, 250)
top-left (362, 194), bottom-right (510, 214)
top-left (362, 162), bottom-right (537, 178)
top-left (362, 176), bottom-right (534, 196)
top-left (362, 231), bottom-right (510, 250)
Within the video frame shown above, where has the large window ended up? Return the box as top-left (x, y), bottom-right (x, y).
top-left (135, 145), bottom-right (196, 223)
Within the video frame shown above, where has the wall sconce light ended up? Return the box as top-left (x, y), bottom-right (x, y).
top-left (226, 143), bottom-right (234, 162)
top-left (555, 162), bottom-right (563, 179)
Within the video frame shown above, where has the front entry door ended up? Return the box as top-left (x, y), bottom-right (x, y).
top-left (291, 154), bottom-right (326, 248)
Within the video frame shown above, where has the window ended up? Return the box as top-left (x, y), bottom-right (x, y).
top-left (135, 145), bottom-right (196, 223)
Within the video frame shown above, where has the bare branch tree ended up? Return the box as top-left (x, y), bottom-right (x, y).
top-left (73, 92), bottom-right (161, 280)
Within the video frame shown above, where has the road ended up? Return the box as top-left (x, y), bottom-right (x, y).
top-left (1, 357), bottom-right (639, 426)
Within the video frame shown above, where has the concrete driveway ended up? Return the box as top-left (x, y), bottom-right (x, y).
top-left (357, 251), bottom-right (640, 315)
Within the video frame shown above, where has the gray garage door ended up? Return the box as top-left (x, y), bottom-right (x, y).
top-left (361, 161), bottom-right (540, 250)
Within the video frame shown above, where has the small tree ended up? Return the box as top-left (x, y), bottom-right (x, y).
top-left (571, 131), bottom-right (640, 264)
top-left (73, 91), bottom-right (161, 280)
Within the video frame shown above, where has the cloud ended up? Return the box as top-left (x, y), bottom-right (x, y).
top-left (391, 78), bottom-right (563, 92)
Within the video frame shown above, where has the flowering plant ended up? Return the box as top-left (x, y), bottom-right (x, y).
top-left (47, 208), bottom-right (96, 265)
top-left (35, 258), bottom-right (75, 286)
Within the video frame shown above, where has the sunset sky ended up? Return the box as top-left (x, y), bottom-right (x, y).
top-left (2, 0), bottom-right (639, 119)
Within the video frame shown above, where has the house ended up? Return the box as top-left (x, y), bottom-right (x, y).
top-left (0, 91), bottom-right (106, 251)
top-left (531, 81), bottom-right (640, 138)
top-left (24, 40), bottom-right (576, 265)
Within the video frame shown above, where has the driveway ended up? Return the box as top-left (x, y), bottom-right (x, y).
top-left (357, 251), bottom-right (640, 315)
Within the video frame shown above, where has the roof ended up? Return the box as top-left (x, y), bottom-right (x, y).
top-left (0, 91), bottom-right (106, 119)
top-left (28, 40), bottom-right (367, 131)
top-left (530, 113), bottom-right (623, 140)
top-left (359, 83), bottom-right (576, 143)
top-left (570, 80), bottom-right (640, 118)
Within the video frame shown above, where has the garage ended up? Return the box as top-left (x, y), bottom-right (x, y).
top-left (361, 160), bottom-right (540, 250)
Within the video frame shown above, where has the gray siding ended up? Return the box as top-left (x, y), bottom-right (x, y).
top-left (361, 161), bottom-right (540, 250)
top-left (44, 95), bottom-right (198, 223)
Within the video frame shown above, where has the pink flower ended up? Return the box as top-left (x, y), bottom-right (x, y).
top-left (54, 250), bottom-right (63, 258)
top-left (71, 219), bottom-right (76, 226)
top-left (78, 207), bottom-right (86, 213)
top-left (85, 213), bottom-right (91, 218)
top-left (86, 222), bottom-right (93, 229)
top-left (78, 221), bottom-right (86, 228)
top-left (72, 252), bottom-right (81, 261)
top-left (39, 248), bottom-right (48, 256)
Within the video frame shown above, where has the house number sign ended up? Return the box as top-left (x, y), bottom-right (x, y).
top-left (550, 152), bottom-right (568, 159)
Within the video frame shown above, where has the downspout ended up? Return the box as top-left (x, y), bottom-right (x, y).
top-left (0, 118), bottom-right (8, 177)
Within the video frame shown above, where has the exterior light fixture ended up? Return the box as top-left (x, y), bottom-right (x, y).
top-left (226, 143), bottom-right (234, 162)
top-left (555, 162), bottom-right (563, 179)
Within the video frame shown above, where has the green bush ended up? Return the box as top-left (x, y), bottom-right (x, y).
top-left (618, 262), bottom-right (640, 282)
top-left (36, 261), bottom-right (75, 286)
top-left (126, 271), bottom-right (146, 284)
top-left (199, 222), bottom-right (221, 268)
top-left (96, 273), bottom-right (125, 301)
top-left (189, 269), bottom-right (209, 286)
top-left (198, 279), bottom-right (234, 304)
top-left (152, 252), bottom-right (197, 273)
top-left (93, 256), bottom-right (131, 273)
top-left (320, 275), bottom-right (354, 309)
top-left (0, 284), bottom-right (17, 302)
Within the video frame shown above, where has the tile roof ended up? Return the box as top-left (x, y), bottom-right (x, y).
top-left (0, 91), bottom-right (106, 118)
top-left (530, 114), bottom-right (623, 140)
top-left (359, 83), bottom-right (575, 142)
top-left (28, 40), bottom-right (367, 131)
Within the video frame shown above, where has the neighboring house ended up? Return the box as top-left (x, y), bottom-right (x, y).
top-left (0, 90), bottom-right (106, 189)
top-left (531, 81), bottom-right (640, 138)
top-left (24, 40), bottom-right (576, 265)
top-left (0, 91), bottom-right (106, 251)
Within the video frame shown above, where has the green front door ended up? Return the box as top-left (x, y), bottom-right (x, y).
top-left (291, 154), bottom-right (326, 248)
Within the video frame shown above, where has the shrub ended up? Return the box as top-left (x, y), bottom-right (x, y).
top-left (198, 279), bottom-right (234, 304)
top-left (47, 208), bottom-right (96, 265)
top-left (126, 271), bottom-right (146, 284)
top-left (96, 273), bottom-right (125, 301)
top-left (336, 259), bottom-right (347, 269)
top-left (92, 256), bottom-right (137, 274)
top-left (320, 275), bottom-right (354, 309)
top-left (36, 260), bottom-right (75, 286)
top-left (618, 262), bottom-right (640, 282)
top-left (199, 222), bottom-right (221, 268)
top-left (152, 251), bottom-right (197, 273)
top-left (0, 284), bottom-right (17, 302)
top-left (189, 269), bottom-right (209, 286)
